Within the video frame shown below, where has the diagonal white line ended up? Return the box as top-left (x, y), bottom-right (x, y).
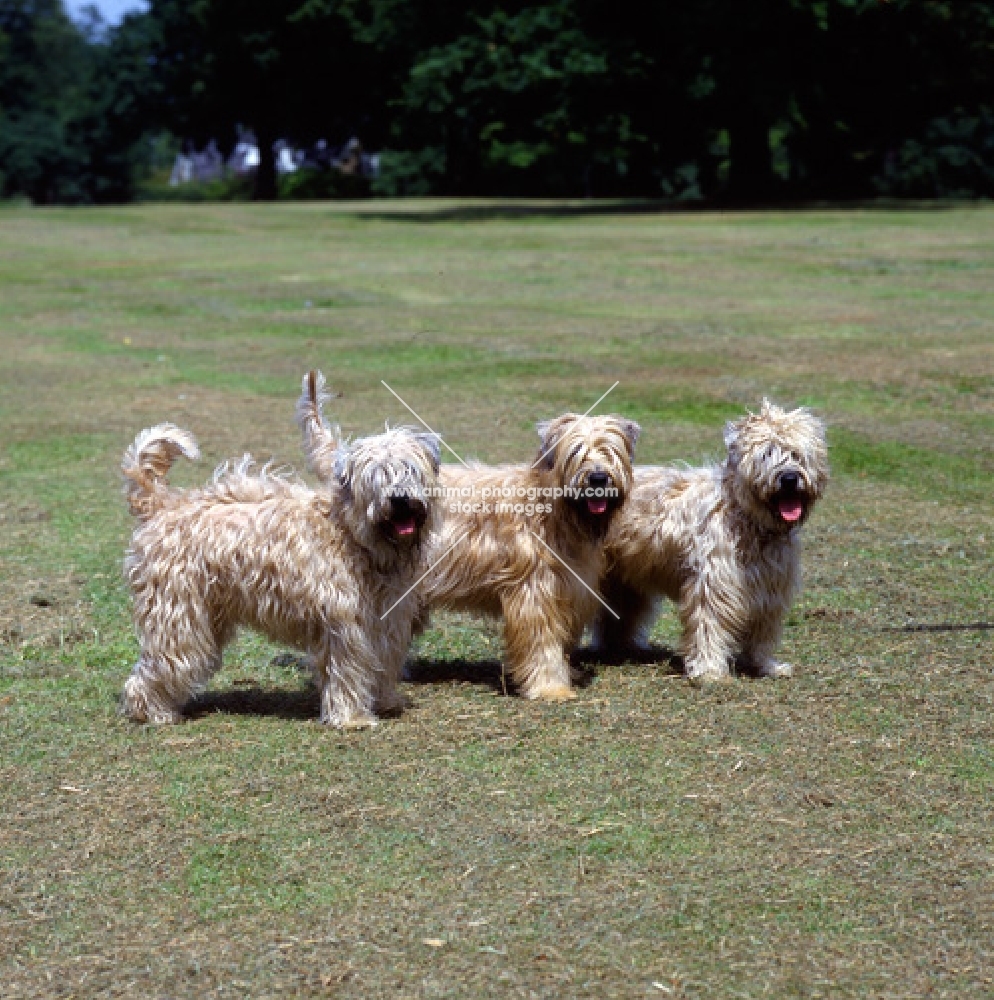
top-left (581, 380), bottom-right (621, 419)
top-left (528, 530), bottom-right (620, 620)
top-left (380, 530), bottom-right (470, 621)
top-left (531, 380), bottom-right (620, 469)
top-left (381, 380), bottom-right (470, 467)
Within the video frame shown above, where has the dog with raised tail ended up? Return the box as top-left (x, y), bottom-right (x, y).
top-left (593, 399), bottom-right (829, 683)
top-left (120, 372), bottom-right (441, 728)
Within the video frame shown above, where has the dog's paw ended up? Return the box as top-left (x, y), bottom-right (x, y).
top-left (526, 683), bottom-right (577, 703)
top-left (147, 709), bottom-right (185, 725)
top-left (686, 664), bottom-right (731, 687)
top-left (124, 705), bottom-right (183, 725)
top-left (758, 660), bottom-right (793, 679)
top-left (375, 690), bottom-right (412, 716)
top-left (322, 710), bottom-right (378, 730)
top-left (121, 679), bottom-right (183, 724)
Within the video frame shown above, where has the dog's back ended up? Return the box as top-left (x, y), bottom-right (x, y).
top-left (125, 461), bottom-right (348, 648)
top-left (605, 464), bottom-right (724, 600)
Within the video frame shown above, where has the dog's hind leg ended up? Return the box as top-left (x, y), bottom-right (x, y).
top-left (590, 578), bottom-right (658, 660)
top-left (122, 609), bottom-right (224, 724)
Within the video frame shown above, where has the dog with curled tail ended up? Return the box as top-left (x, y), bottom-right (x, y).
top-left (120, 371), bottom-right (441, 728)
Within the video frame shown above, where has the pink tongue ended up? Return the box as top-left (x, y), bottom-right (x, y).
top-left (394, 517), bottom-right (417, 536)
top-left (588, 499), bottom-right (609, 515)
top-left (778, 499), bottom-right (804, 522)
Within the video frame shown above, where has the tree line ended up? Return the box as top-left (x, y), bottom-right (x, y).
top-left (1, 0), bottom-right (992, 203)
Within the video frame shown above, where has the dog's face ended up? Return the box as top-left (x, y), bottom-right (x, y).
top-left (536, 413), bottom-right (640, 531)
top-left (334, 427), bottom-right (441, 560)
top-left (724, 399), bottom-right (829, 532)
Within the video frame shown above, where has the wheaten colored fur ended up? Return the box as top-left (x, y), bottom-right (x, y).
top-left (120, 373), bottom-right (441, 728)
top-left (594, 400), bottom-right (829, 683)
top-left (423, 413), bottom-right (640, 700)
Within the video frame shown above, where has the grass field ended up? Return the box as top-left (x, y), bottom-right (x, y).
top-left (1, 199), bottom-right (992, 998)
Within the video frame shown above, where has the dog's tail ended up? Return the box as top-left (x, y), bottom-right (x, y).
top-left (295, 369), bottom-right (341, 483)
top-left (122, 423), bottom-right (200, 519)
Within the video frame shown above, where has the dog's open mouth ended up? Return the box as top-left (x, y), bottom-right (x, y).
top-left (384, 497), bottom-right (425, 539)
top-left (392, 515), bottom-right (417, 536)
top-left (777, 498), bottom-right (805, 522)
top-left (773, 493), bottom-right (807, 524)
top-left (574, 471), bottom-right (618, 523)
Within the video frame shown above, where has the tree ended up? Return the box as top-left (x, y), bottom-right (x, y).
top-left (145, 0), bottom-right (373, 199)
top-left (0, 0), bottom-right (93, 201)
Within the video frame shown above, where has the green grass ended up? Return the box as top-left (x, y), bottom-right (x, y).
top-left (1, 200), bottom-right (993, 998)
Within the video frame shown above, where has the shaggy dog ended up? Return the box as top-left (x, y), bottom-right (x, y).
top-left (299, 402), bottom-right (640, 701)
top-left (422, 414), bottom-right (640, 701)
top-left (120, 373), bottom-right (440, 727)
top-left (593, 399), bottom-right (829, 683)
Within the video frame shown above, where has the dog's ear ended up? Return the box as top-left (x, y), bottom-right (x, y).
top-left (333, 449), bottom-right (351, 488)
top-left (536, 414), bottom-right (577, 469)
top-left (760, 397), bottom-right (785, 420)
top-left (723, 417), bottom-right (743, 452)
top-left (617, 418), bottom-right (641, 459)
top-left (415, 432), bottom-right (442, 473)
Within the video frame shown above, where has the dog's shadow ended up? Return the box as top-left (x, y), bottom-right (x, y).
top-left (573, 642), bottom-right (683, 673)
top-left (177, 644), bottom-right (684, 722)
top-left (186, 683), bottom-right (320, 721)
top-left (405, 655), bottom-right (508, 692)
top-left (407, 643), bottom-right (684, 691)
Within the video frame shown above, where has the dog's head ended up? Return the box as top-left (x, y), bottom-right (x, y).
top-left (723, 399), bottom-right (829, 533)
top-left (333, 427), bottom-right (441, 563)
top-left (535, 413), bottom-right (640, 532)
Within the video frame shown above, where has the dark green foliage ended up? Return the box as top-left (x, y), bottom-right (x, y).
top-left (188, 0), bottom-right (994, 200)
top-left (0, 0), bottom-right (92, 201)
top-left (0, 1), bottom-right (158, 202)
top-left (144, 0), bottom-right (376, 199)
top-left (1, 0), bottom-right (993, 201)
top-left (280, 167), bottom-right (370, 199)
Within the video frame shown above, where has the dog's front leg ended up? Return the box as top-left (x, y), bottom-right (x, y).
top-left (313, 626), bottom-right (379, 729)
top-left (678, 579), bottom-right (746, 685)
top-left (501, 587), bottom-right (576, 701)
top-left (370, 614), bottom-right (414, 716)
top-left (739, 610), bottom-right (792, 679)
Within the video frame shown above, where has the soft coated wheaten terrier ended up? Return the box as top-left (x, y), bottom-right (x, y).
top-left (424, 413), bottom-right (640, 701)
top-left (593, 399), bottom-right (829, 683)
top-left (120, 372), bottom-right (441, 728)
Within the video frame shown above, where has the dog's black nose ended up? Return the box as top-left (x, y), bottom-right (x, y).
top-left (780, 472), bottom-right (800, 491)
top-left (587, 471), bottom-right (610, 490)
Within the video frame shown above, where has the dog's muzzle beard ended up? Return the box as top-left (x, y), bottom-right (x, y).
top-left (769, 471), bottom-right (808, 527)
top-left (379, 494), bottom-right (428, 543)
top-left (569, 469), bottom-right (622, 532)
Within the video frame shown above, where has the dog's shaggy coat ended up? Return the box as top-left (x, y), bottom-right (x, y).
top-left (594, 400), bottom-right (829, 682)
top-left (423, 413), bottom-right (640, 700)
top-left (120, 373), bottom-right (440, 727)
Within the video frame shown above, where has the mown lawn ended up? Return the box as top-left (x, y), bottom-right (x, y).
top-left (1, 199), bottom-right (992, 998)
